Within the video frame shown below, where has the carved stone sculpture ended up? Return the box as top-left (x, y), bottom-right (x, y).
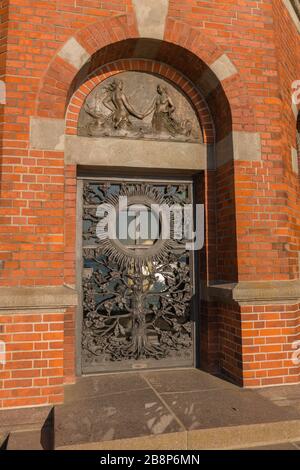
top-left (78, 72), bottom-right (203, 143)
top-left (85, 79), bottom-right (144, 135)
top-left (144, 84), bottom-right (193, 137)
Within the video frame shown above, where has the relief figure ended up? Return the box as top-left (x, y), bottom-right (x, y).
top-left (84, 79), bottom-right (143, 135)
top-left (143, 85), bottom-right (193, 137)
top-left (102, 79), bottom-right (144, 129)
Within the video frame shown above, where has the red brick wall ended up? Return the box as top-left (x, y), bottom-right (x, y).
top-left (297, 114), bottom-right (300, 172)
top-left (3, 2), bottom-right (299, 285)
top-left (165, 0), bottom-right (300, 282)
top-left (0, 311), bottom-right (64, 408)
top-left (233, 0), bottom-right (300, 282)
top-left (218, 301), bottom-right (243, 385)
top-left (0, 1), bottom-right (9, 78)
top-left (200, 300), bottom-right (300, 388)
top-left (0, 1), bottom-right (138, 407)
top-left (164, 3), bottom-right (294, 283)
top-left (272, 0), bottom-right (300, 281)
top-left (242, 303), bottom-right (300, 387)
top-left (1, 2), bottom-right (136, 288)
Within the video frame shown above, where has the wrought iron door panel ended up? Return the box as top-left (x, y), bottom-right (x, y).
top-left (80, 179), bottom-right (195, 373)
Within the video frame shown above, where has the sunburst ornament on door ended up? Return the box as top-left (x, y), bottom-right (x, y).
top-left (84, 181), bottom-right (188, 268)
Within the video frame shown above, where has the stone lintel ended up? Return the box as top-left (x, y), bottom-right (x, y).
top-left (65, 135), bottom-right (214, 170)
top-left (0, 286), bottom-right (78, 312)
top-left (207, 279), bottom-right (300, 305)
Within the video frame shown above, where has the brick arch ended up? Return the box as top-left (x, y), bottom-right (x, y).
top-left (36, 14), bottom-right (253, 136)
top-left (296, 111), bottom-right (300, 174)
top-left (163, 18), bottom-right (254, 134)
top-left (36, 14), bottom-right (139, 118)
top-left (66, 59), bottom-right (215, 144)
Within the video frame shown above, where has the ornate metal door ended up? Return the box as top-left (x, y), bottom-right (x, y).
top-left (80, 178), bottom-right (196, 373)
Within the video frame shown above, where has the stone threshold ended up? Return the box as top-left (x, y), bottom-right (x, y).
top-left (56, 420), bottom-right (300, 450)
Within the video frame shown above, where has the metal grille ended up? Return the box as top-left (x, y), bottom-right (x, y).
top-left (80, 179), bottom-right (196, 373)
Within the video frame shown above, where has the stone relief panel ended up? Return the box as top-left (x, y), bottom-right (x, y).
top-left (78, 72), bottom-right (203, 143)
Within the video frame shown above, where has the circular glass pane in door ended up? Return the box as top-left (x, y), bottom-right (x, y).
top-left (117, 203), bottom-right (160, 252)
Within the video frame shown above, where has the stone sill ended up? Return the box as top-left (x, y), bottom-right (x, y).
top-left (207, 280), bottom-right (300, 305)
top-left (0, 286), bottom-right (78, 312)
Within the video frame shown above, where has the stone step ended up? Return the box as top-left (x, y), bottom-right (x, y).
top-left (56, 420), bottom-right (300, 450)
top-left (54, 370), bottom-right (300, 451)
top-left (0, 433), bottom-right (9, 450)
top-left (239, 441), bottom-right (300, 450)
top-left (6, 428), bottom-right (53, 451)
top-left (0, 406), bottom-right (54, 450)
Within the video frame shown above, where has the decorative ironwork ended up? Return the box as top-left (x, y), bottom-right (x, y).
top-left (78, 72), bottom-right (203, 143)
top-left (81, 180), bottom-right (195, 372)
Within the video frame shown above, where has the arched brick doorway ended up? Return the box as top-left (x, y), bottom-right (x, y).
top-left (68, 61), bottom-right (214, 375)
top-left (50, 35), bottom-right (243, 383)
top-left (27, 19), bottom-right (299, 396)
